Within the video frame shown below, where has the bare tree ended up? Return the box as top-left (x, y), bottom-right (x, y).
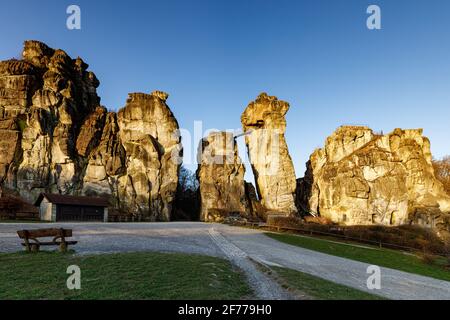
top-left (178, 166), bottom-right (199, 192)
top-left (173, 166), bottom-right (200, 221)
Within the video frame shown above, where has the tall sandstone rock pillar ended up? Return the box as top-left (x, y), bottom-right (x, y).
top-left (241, 93), bottom-right (297, 215)
top-left (117, 91), bottom-right (182, 221)
top-left (197, 131), bottom-right (248, 222)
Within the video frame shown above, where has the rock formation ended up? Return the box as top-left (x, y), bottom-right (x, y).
top-left (241, 93), bottom-right (297, 215)
top-left (116, 92), bottom-right (182, 221)
top-left (299, 126), bottom-right (450, 234)
top-left (0, 41), bottom-right (181, 220)
top-left (0, 40), bottom-right (101, 202)
top-left (197, 131), bottom-right (248, 222)
top-left (4, 40), bottom-right (449, 230)
top-left (81, 111), bottom-right (125, 199)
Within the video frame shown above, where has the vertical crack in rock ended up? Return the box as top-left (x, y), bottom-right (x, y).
top-left (241, 93), bottom-right (297, 216)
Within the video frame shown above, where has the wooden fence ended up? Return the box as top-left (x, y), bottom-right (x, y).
top-left (230, 221), bottom-right (449, 257)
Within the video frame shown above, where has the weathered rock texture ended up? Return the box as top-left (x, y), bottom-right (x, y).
top-left (299, 126), bottom-right (450, 234)
top-left (241, 93), bottom-right (297, 215)
top-left (0, 41), bottom-right (181, 220)
top-left (116, 92), bottom-right (182, 221)
top-left (197, 131), bottom-right (249, 222)
top-left (0, 41), bottom-right (101, 202)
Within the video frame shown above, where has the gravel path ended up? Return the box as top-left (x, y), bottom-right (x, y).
top-left (1, 222), bottom-right (449, 300)
top-left (208, 227), bottom-right (291, 299)
top-left (214, 224), bottom-right (450, 300)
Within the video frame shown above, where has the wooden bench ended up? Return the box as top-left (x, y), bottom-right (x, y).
top-left (17, 228), bottom-right (77, 253)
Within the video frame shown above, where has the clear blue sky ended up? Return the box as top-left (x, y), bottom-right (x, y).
top-left (1, 0), bottom-right (449, 180)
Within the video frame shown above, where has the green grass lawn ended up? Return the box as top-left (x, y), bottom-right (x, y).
top-left (266, 232), bottom-right (450, 282)
top-left (272, 267), bottom-right (384, 300)
top-left (0, 251), bottom-right (252, 300)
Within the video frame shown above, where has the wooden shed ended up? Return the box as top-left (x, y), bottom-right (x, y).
top-left (34, 193), bottom-right (109, 222)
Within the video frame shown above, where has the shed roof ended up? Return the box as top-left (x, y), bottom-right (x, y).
top-left (34, 193), bottom-right (110, 207)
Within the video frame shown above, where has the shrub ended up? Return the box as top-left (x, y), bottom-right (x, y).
top-left (267, 215), bottom-right (304, 228)
top-left (420, 253), bottom-right (437, 265)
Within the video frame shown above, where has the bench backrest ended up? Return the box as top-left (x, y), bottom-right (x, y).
top-left (17, 228), bottom-right (72, 239)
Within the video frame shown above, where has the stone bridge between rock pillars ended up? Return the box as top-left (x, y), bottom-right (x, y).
top-left (1, 222), bottom-right (450, 300)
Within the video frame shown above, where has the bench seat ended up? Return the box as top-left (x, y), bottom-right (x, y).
top-left (17, 228), bottom-right (77, 252)
top-left (21, 241), bottom-right (78, 246)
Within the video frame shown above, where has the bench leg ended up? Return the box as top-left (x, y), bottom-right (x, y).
top-left (59, 242), bottom-right (67, 253)
top-left (30, 244), bottom-right (40, 253)
top-left (23, 239), bottom-right (31, 252)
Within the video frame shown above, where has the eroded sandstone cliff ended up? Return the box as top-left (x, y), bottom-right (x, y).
top-left (197, 131), bottom-right (249, 222)
top-left (0, 41), bottom-right (100, 202)
top-left (241, 93), bottom-right (297, 215)
top-left (0, 41), bottom-right (181, 220)
top-left (116, 92), bottom-right (182, 221)
top-left (299, 126), bottom-right (450, 234)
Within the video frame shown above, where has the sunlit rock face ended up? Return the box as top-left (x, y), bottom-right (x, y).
top-left (0, 41), bottom-right (100, 202)
top-left (0, 41), bottom-right (182, 220)
top-left (197, 131), bottom-right (249, 222)
top-left (241, 93), bottom-right (297, 216)
top-left (117, 91), bottom-right (182, 221)
top-left (299, 126), bottom-right (450, 235)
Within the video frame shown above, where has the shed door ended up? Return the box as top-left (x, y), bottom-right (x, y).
top-left (57, 205), bottom-right (103, 222)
